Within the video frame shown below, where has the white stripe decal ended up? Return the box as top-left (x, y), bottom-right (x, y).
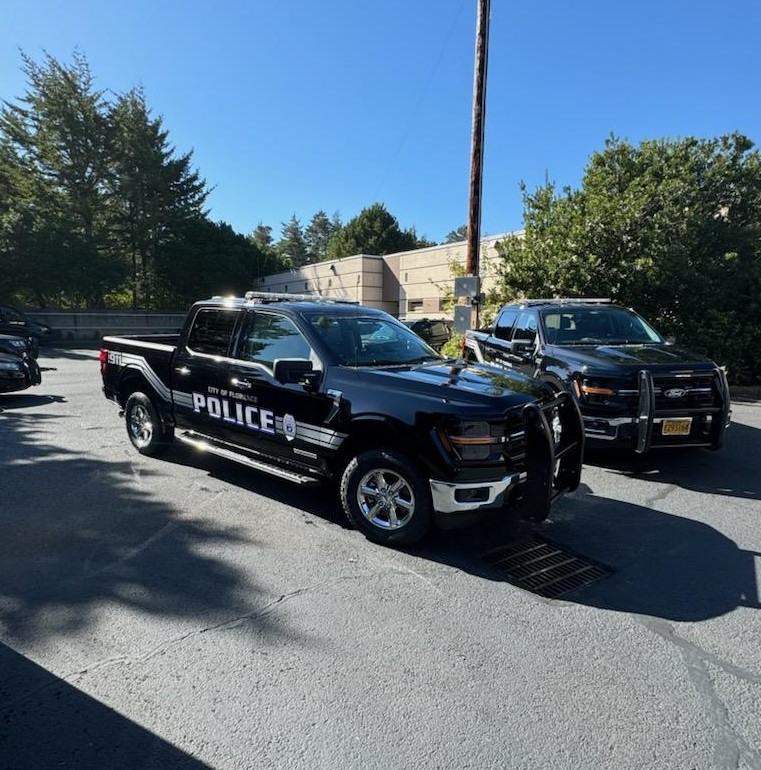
top-left (120, 353), bottom-right (172, 402)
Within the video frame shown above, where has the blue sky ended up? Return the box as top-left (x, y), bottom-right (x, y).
top-left (3, 0), bottom-right (760, 244)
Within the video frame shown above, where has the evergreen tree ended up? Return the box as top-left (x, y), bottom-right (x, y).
top-left (277, 214), bottom-right (308, 268)
top-left (326, 203), bottom-right (422, 259)
top-left (0, 51), bottom-right (121, 306)
top-left (304, 209), bottom-right (342, 262)
top-left (108, 86), bottom-right (208, 307)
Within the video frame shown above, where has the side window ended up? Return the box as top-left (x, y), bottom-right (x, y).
top-left (512, 311), bottom-right (538, 345)
top-left (240, 312), bottom-right (312, 370)
top-left (494, 309), bottom-right (518, 340)
top-left (186, 308), bottom-right (240, 356)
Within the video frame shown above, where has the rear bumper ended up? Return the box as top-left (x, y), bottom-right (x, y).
top-left (0, 357), bottom-right (40, 392)
top-left (430, 392), bottom-right (584, 519)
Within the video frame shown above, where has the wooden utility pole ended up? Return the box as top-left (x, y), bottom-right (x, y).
top-left (465, 0), bottom-right (491, 326)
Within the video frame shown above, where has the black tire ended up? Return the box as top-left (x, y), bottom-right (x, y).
top-left (340, 448), bottom-right (433, 546)
top-left (124, 392), bottom-right (173, 456)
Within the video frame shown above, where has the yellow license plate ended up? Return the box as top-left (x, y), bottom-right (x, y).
top-left (662, 418), bottom-right (692, 436)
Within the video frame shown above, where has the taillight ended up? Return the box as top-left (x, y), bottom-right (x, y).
top-left (99, 348), bottom-right (108, 376)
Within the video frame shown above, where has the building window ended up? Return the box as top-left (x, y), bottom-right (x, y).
top-left (305, 282), bottom-right (309, 291)
top-left (284, 285), bottom-right (288, 292)
top-left (408, 299), bottom-right (424, 312)
top-left (404, 272), bottom-right (408, 282)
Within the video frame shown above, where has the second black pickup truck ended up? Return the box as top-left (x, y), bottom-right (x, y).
top-left (463, 298), bottom-right (731, 453)
top-left (100, 292), bottom-right (584, 545)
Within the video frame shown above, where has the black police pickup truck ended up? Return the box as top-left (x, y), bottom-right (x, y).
top-left (100, 292), bottom-right (584, 545)
top-left (463, 299), bottom-right (731, 453)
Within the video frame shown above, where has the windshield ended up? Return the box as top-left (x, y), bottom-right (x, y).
top-left (308, 314), bottom-right (442, 366)
top-left (541, 307), bottom-right (663, 345)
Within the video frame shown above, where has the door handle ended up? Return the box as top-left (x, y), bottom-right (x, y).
top-left (232, 377), bottom-right (252, 390)
top-left (174, 366), bottom-right (191, 376)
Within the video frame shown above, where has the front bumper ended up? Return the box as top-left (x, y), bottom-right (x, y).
top-left (430, 472), bottom-right (524, 513)
top-left (430, 392), bottom-right (584, 519)
top-left (583, 368), bottom-right (731, 452)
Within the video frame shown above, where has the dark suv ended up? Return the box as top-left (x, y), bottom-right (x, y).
top-left (463, 299), bottom-right (731, 453)
top-left (0, 305), bottom-right (52, 357)
top-left (402, 318), bottom-right (452, 351)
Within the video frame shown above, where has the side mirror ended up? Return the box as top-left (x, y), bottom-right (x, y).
top-left (273, 358), bottom-right (315, 386)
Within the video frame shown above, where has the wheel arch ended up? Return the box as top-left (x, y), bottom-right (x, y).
top-left (332, 416), bottom-right (432, 476)
top-left (118, 367), bottom-right (174, 427)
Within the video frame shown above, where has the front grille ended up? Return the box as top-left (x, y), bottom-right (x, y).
top-left (652, 372), bottom-right (716, 410)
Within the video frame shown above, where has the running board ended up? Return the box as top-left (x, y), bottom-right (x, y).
top-left (177, 432), bottom-right (321, 486)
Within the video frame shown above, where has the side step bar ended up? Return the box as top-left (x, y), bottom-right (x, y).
top-left (177, 432), bottom-right (321, 486)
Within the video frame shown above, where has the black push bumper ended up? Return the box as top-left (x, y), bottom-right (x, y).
top-left (633, 368), bottom-right (731, 452)
top-left (519, 391), bottom-right (584, 522)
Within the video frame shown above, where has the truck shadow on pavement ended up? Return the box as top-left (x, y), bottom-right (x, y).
top-left (159, 440), bottom-right (761, 624)
top-left (0, 643), bottom-right (212, 770)
top-left (537, 484), bottom-right (760, 621)
top-left (583, 419), bottom-right (761, 501)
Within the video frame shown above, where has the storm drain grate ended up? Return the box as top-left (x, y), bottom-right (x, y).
top-left (483, 534), bottom-right (613, 599)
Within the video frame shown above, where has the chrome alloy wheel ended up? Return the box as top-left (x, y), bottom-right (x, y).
top-left (356, 468), bottom-right (415, 530)
top-left (128, 403), bottom-right (154, 448)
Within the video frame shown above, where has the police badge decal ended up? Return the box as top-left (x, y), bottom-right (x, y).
top-left (283, 414), bottom-right (297, 441)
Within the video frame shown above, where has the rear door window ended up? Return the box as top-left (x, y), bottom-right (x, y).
top-left (494, 309), bottom-right (518, 340)
top-left (512, 311), bottom-right (538, 344)
top-left (186, 308), bottom-right (240, 356)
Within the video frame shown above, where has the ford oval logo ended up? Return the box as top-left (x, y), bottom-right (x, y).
top-left (664, 387), bottom-right (687, 398)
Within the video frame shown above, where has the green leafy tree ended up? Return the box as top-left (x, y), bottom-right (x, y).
top-left (495, 133), bottom-right (761, 383)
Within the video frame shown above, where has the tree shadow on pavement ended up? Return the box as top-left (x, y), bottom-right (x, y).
top-left (0, 404), bottom-right (287, 646)
top-left (0, 643), bottom-right (212, 770)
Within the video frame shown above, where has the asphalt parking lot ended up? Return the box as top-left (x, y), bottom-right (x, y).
top-left (1, 349), bottom-right (760, 769)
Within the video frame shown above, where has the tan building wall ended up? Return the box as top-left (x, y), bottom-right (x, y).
top-left (257, 231), bottom-right (519, 319)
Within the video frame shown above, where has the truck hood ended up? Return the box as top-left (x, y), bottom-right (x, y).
top-left (546, 342), bottom-right (716, 374)
top-left (354, 360), bottom-right (550, 407)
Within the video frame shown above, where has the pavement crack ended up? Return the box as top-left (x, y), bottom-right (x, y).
top-left (644, 482), bottom-right (677, 510)
top-left (639, 616), bottom-right (761, 769)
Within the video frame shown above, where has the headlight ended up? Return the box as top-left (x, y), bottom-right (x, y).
top-left (10, 340), bottom-right (25, 348)
top-left (573, 377), bottom-right (617, 400)
top-left (0, 361), bottom-right (22, 371)
top-left (440, 419), bottom-right (505, 461)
